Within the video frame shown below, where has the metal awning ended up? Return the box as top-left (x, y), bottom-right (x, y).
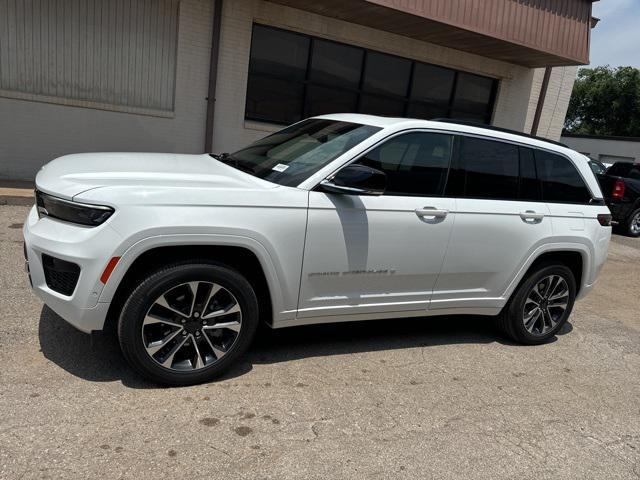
top-left (268, 0), bottom-right (595, 67)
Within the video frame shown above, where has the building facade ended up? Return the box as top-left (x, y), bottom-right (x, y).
top-left (0, 0), bottom-right (595, 180)
top-left (561, 133), bottom-right (640, 164)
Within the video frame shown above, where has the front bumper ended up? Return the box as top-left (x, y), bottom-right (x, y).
top-left (23, 206), bottom-right (121, 333)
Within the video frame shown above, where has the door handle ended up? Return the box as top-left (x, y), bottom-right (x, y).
top-left (415, 207), bottom-right (449, 218)
top-left (519, 210), bottom-right (545, 222)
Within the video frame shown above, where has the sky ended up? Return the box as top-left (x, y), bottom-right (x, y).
top-left (588, 0), bottom-right (640, 68)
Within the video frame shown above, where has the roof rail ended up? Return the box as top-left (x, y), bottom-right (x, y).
top-left (431, 118), bottom-right (569, 148)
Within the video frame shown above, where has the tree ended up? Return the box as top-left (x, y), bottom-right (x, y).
top-left (565, 66), bottom-right (640, 136)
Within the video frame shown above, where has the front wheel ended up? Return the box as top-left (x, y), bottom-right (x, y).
top-left (497, 264), bottom-right (576, 345)
top-left (118, 262), bottom-right (259, 386)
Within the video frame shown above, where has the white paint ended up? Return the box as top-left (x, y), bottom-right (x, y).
top-left (24, 113), bottom-right (611, 334)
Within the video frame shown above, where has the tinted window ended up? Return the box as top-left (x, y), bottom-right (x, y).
top-left (411, 63), bottom-right (455, 104)
top-left (248, 26), bottom-right (309, 80)
top-left (362, 52), bottom-right (412, 97)
top-left (534, 150), bottom-right (592, 203)
top-left (354, 132), bottom-right (453, 196)
top-left (519, 147), bottom-right (541, 201)
top-left (305, 85), bottom-right (358, 117)
top-left (245, 76), bottom-right (304, 124)
top-left (359, 94), bottom-right (405, 117)
top-left (245, 24), bottom-right (498, 125)
top-left (458, 136), bottom-right (519, 200)
top-left (309, 40), bottom-right (363, 89)
top-left (452, 73), bottom-right (495, 118)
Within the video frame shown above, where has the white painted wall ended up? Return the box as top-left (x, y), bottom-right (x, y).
top-left (561, 135), bottom-right (640, 163)
top-left (0, 0), bottom-right (214, 181)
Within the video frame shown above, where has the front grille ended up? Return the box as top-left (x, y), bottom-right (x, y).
top-left (42, 254), bottom-right (80, 296)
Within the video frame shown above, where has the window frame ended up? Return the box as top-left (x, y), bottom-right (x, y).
top-left (245, 24), bottom-right (499, 126)
top-left (533, 149), bottom-right (596, 205)
top-left (443, 133), bottom-right (595, 204)
top-left (351, 131), bottom-right (455, 197)
top-left (313, 128), bottom-right (596, 205)
top-left (452, 134), bottom-right (522, 201)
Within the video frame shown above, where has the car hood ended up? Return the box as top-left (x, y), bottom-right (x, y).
top-left (35, 152), bottom-right (277, 199)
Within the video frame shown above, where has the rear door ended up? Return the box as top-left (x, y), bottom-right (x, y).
top-left (432, 136), bottom-right (552, 311)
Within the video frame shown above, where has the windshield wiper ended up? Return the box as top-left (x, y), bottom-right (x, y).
top-left (210, 152), bottom-right (256, 175)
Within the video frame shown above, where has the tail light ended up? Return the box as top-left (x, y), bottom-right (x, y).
top-left (597, 213), bottom-right (612, 226)
top-left (612, 180), bottom-right (625, 199)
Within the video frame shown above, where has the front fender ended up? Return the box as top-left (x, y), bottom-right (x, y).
top-left (98, 233), bottom-right (292, 321)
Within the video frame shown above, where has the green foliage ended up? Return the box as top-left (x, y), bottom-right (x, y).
top-left (565, 66), bottom-right (640, 136)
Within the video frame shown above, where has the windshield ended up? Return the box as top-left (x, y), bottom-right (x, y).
top-left (217, 119), bottom-right (381, 187)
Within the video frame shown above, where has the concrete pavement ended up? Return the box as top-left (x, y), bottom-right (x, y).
top-left (1, 204), bottom-right (639, 479)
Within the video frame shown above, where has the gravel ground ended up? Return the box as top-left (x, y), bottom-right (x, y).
top-left (1, 204), bottom-right (639, 480)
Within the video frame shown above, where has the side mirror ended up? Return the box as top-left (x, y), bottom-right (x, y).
top-left (319, 164), bottom-right (386, 196)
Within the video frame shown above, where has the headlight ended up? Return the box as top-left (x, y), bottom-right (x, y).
top-left (35, 190), bottom-right (114, 227)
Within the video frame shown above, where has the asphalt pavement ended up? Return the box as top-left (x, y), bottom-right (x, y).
top-left (1, 204), bottom-right (639, 479)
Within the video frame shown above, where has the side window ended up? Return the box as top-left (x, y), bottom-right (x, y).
top-left (519, 147), bottom-right (541, 201)
top-left (458, 136), bottom-right (519, 200)
top-left (534, 150), bottom-right (592, 204)
top-left (354, 132), bottom-right (453, 196)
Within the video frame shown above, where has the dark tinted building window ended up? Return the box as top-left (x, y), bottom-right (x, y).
top-left (359, 94), bottom-right (405, 117)
top-left (309, 40), bottom-right (363, 89)
top-left (355, 133), bottom-right (453, 197)
top-left (246, 24), bottom-right (498, 125)
top-left (362, 52), bottom-right (412, 97)
top-left (451, 73), bottom-right (496, 122)
top-left (305, 85), bottom-right (358, 117)
top-left (534, 150), bottom-right (592, 203)
top-left (456, 136), bottom-right (519, 200)
top-left (245, 26), bottom-right (309, 123)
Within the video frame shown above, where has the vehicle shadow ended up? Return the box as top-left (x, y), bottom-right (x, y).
top-left (38, 305), bottom-right (570, 388)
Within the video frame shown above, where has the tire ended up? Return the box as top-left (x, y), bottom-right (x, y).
top-left (624, 208), bottom-right (640, 237)
top-left (497, 263), bottom-right (576, 345)
top-left (118, 261), bottom-right (259, 386)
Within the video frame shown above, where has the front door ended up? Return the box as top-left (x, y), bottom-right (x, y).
top-left (297, 131), bottom-right (456, 319)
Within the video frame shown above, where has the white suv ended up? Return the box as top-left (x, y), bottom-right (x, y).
top-left (24, 114), bottom-right (612, 385)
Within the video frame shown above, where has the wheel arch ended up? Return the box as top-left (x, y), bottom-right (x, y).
top-left (503, 243), bottom-right (591, 304)
top-left (102, 239), bottom-right (281, 334)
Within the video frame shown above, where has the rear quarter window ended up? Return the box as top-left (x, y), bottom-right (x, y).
top-left (534, 150), bottom-right (592, 204)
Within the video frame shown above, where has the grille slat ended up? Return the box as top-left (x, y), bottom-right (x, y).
top-left (42, 254), bottom-right (80, 296)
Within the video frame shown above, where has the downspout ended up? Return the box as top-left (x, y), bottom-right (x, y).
top-left (204, 0), bottom-right (223, 152)
top-left (530, 66), bottom-right (552, 136)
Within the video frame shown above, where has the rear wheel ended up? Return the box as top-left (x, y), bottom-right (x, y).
top-left (625, 208), bottom-right (640, 237)
top-left (497, 264), bottom-right (576, 345)
top-left (118, 262), bottom-right (258, 386)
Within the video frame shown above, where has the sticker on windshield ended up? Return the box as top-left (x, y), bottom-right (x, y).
top-left (272, 163), bottom-right (289, 172)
